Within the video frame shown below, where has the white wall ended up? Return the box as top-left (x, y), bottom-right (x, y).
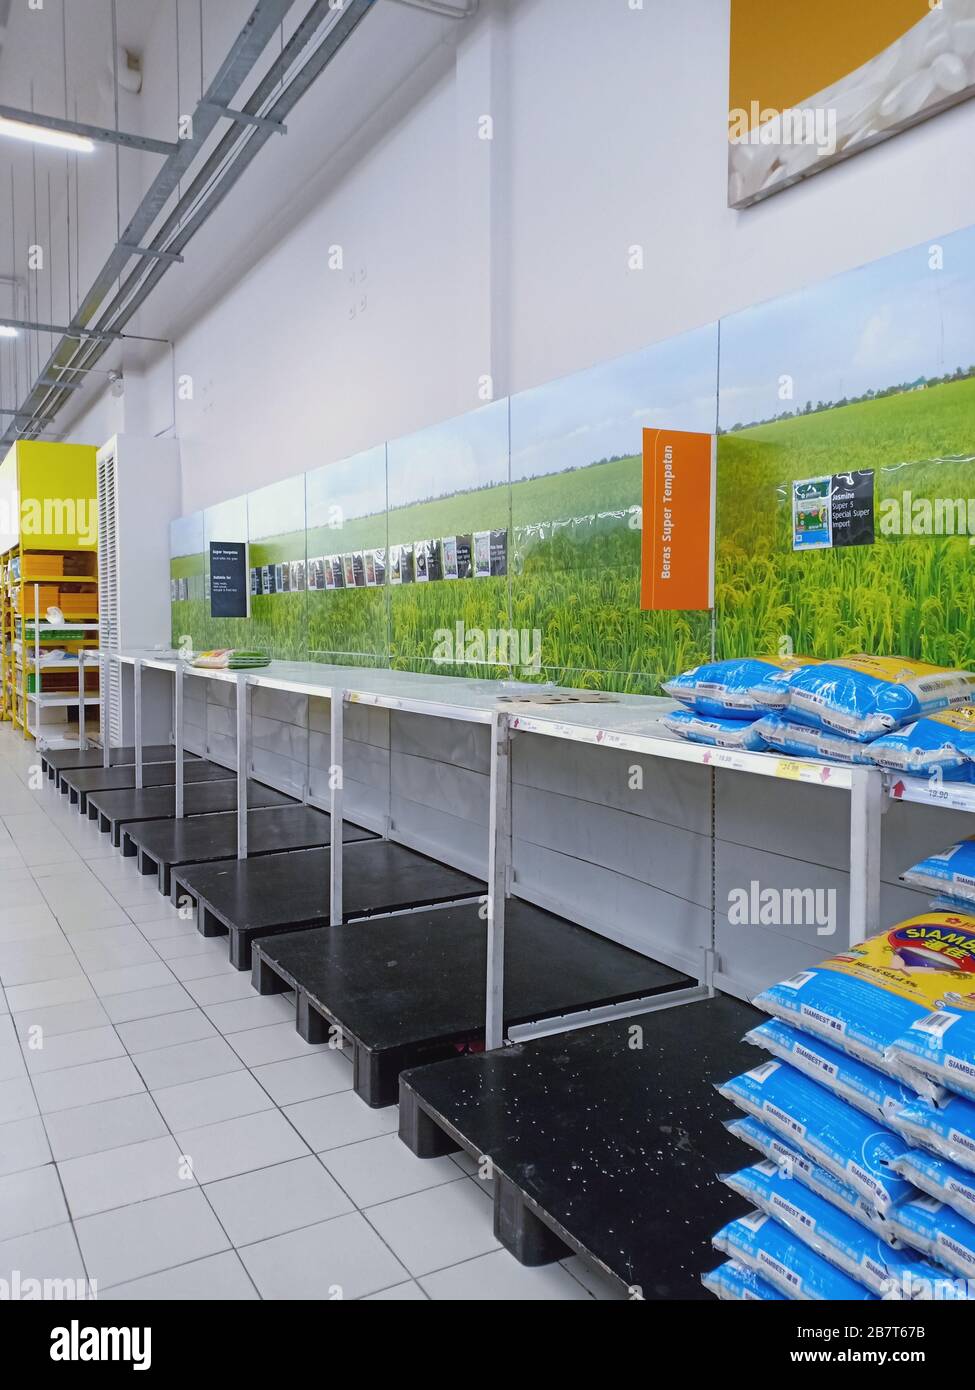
top-left (60, 0), bottom-right (975, 511)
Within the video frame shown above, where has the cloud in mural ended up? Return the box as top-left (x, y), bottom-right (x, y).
top-left (720, 224), bottom-right (975, 429)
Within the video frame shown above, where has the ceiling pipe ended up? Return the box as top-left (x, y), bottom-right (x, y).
top-left (387, 0), bottom-right (478, 17)
top-left (10, 0), bottom-right (380, 442)
top-left (2, 0), bottom-right (299, 446)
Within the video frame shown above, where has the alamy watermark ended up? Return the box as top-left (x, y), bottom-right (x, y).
top-left (0, 493), bottom-right (97, 546)
top-left (729, 102), bottom-right (837, 158)
top-left (432, 621), bottom-right (541, 674)
top-left (728, 880), bottom-right (837, 937)
top-left (879, 491), bottom-right (975, 543)
top-left (0, 1270), bottom-right (96, 1300)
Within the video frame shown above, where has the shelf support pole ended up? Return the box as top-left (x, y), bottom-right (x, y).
top-left (77, 652), bottom-right (87, 751)
top-left (486, 711), bottom-right (512, 1051)
top-left (849, 766), bottom-right (883, 946)
top-left (174, 661), bottom-right (185, 819)
top-left (102, 654), bottom-right (112, 768)
top-left (329, 690), bottom-right (346, 926)
top-left (236, 675), bottom-right (249, 859)
top-left (134, 660), bottom-right (144, 790)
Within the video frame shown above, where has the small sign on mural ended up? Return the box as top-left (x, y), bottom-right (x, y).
top-left (641, 428), bottom-right (716, 611)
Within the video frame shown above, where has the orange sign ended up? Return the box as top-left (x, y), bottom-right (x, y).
top-left (641, 428), bottom-right (715, 611)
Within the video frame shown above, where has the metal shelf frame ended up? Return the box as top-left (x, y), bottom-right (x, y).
top-left (106, 653), bottom-right (896, 1050)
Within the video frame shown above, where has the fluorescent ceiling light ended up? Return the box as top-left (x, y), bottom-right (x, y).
top-left (0, 116), bottom-right (94, 154)
top-left (0, 326), bottom-right (17, 338)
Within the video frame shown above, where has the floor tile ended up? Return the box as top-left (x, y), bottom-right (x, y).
top-left (59, 1134), bottom-right (192, 1219)
top-left (363, 1280), bottom-right (428, 1301)
top-left (204, 1154), bottom-right (354, 1246)
top-left (0, 1075), bottom-right (38, 1124)
top-left (24, 1024), bottom-right (126, 1076)
top-left (250, 1051), bottom-right (353, 1106)
top-left (184, 972), bottom-right (259, 1005)
top-left (131, 1035), bottom-right (243, 1090)
top-left (32, 1056), bottom-right (145, 1114)
top-left (420, 1248), bottom-right (593, 1300)
top-left (115, 1008), bottom-right (217, 1054)
top-left (75, 1188), bottom-right (230, 1289)
top-left (0, 1164), bottom-right (69, 1240)
top-left (151, 1070), bottom-right (274, 1131)
top-left (5, 975), bottom-right (94, 1014)
top-left (230, 1021), bottom-right (329, 1068)
top-left (137, 918), bottom-right (199, 944)
top-left (365, 1179), bottom-right (499, 1277)
top-left (164, 949), bottom-right (237, 982)
top-left (0, 1222), bottom-right (89, 1291)
top-left (87, 962), bottom-right (176, 998)
top-left (43, 1092), bottom-right (169, 1163)
top-left (322, 1133), bottom-right (462, 1208)
top-left (107, 1250), bottom-right (258, 1301)
top-left (238, 1212), bottom-right (407, 1301)
top-left (12, 997), bottom-right (110, 1040)
top-left (0, 953), bottom-right (83, 988)
top-left (0, 1116), bottom-right (51, 1176)
top-left (202, 994), bottom-right (295, 1034)
top-left (101, 983), bottom-right (195, 1024)
top-left (284, 1092), bottom-right (400, 1153)
top-left (176, 1109), bottom-right (309, 1184)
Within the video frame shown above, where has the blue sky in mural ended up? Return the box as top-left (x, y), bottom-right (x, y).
top-left (170, 512), bottom-right (204, 558)
top-left (719, 224), bottom-right (975, 430)
top-left (306, 445), bottom-right (386, 528)
top-left (386, 398), bottom-right (508, 509)
top-left (510, 323), bottom-right (719, 482)
top-left (205, 496), bottom-right (247, 547)
top-left (247, 474), bottom-right (305, 541)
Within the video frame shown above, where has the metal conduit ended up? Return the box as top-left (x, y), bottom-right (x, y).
top-left (4, 0), bottom-right (381, 444)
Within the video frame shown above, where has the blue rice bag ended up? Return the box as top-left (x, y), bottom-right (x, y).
top-left (712, 1210), bottom-right (876, 1300)
top-left (718, 1060), bottom-right (914, 1212)
top-left (886, 1194), bottom-right (975, 1282)
top-left (754, 914), bottom-right (975, 1102)
top-left (785, 657), bottom-right (975, 742)
top-left (662, 709), bottom-right (768, 751)
top-left (663, 657), bottom-right (799, 720)
top-left (902, 838), bottom-right (975, 909)
top-left (886, 994), bottom-right (975, 1106)
top-left (751, 713), bottom-right (874, 764)
top-left (890, 1150), bottom-right (975, 1225)
top-left (722, 1161), bottom-right (938, 1296)
top-left (750, 659), bottom-right (823, 711)
top-left (892, 1095), bottom-right (975, 1175)
top-left (702, 1259), bottom-right (785, 1301)
top-left (866, 708), bottom-right (975, 781)
top-left (751, 714), bottom-right (870, 764)
top-left (725, 1115), bottom-right (891, 1238)
top-left (745, 1019), bottom-right (916, 1129)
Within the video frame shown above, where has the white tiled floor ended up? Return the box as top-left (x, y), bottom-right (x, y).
top-left (0, 726), bottom-right (616, 1301)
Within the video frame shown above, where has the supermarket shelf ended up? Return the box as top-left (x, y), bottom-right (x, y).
top-left (887, 774), bottom-right (975, 814)
top-left (27, 693), bottom-right (98, 706)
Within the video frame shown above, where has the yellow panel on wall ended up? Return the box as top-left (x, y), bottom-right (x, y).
top-left (14, 442), bottom-right (98, 550)
top-left (729, 0), bottom-right (930, 119)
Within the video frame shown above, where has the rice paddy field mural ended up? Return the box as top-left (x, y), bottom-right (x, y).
top-left (715, 224), bottom-right (975, 671)
top-left (170, 224), bottom-right (975, 693)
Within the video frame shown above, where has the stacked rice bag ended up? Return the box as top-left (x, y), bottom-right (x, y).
top-left (704, 912), bottom-right (975, 1300)
top-left (663, 653), bottom-right (975, 773)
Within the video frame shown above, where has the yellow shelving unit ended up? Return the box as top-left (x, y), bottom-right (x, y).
top-left (0, 442), bottom-right (100, 747)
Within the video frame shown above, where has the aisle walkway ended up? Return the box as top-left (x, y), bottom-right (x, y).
top-left (0, 726), bottom-right (617, 1301)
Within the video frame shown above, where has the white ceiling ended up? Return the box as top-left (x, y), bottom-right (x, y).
top-left (0, 0), bottom-right (463, 428)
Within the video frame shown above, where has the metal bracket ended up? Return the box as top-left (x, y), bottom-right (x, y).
top-left (120, 243), bottom-right (185, 265)
top-left (199, 102), bottom-right (287, 135)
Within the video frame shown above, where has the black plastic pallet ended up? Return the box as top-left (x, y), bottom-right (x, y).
top-left (60, 760), bottom-right (235, 813)
top-left (252, 900), bottom-right (695, 1108)
top-left (398, 994), bottom-right (760, 1298)
top-left (42, 744), bottom-right (193, 781)
top-left (172, 840), bottom-right (486, 970)
top-left (124, 806), bottom-right (376, 897)
top-left (87, 780), bottom-right (296, 847)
